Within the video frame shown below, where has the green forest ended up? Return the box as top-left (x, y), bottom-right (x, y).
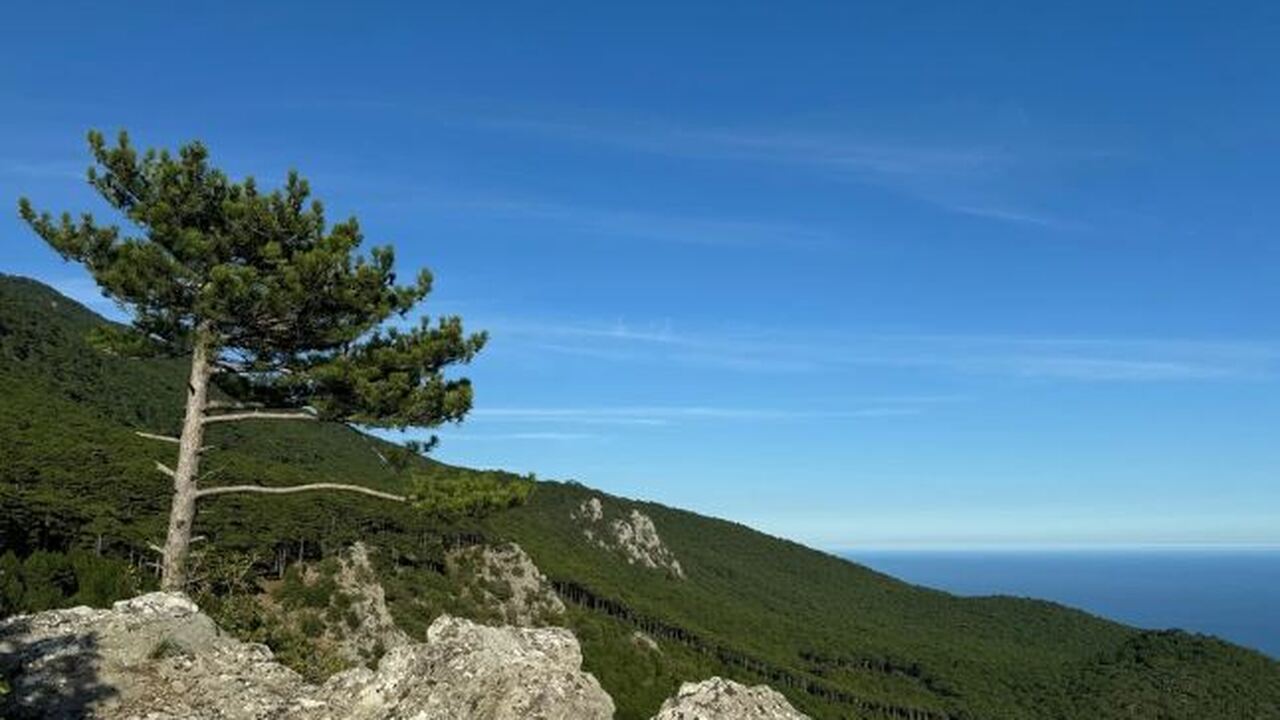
top-left (2, 273), bottom-right (1279, 719)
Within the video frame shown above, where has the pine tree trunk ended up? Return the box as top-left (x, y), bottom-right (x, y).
top-left (160, 333), bottom-right (212, 591)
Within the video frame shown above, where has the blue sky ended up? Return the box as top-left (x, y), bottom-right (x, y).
top-left (3, 2), bottom-right (1278, 549)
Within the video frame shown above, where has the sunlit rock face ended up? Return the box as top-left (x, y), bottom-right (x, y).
top-left (446, 541), bottom-right (566, 625)
top-left (572, 497), bottom-right (686, 579)
top-left (323, 541), bottom-right (411, 665)
top-left (311, 615), bottom-right (615, 720)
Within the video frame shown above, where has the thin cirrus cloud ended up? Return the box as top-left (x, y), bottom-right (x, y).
top-left (476, 114), bottom-right (1010, 178)
top-left (946, 204), bottom-right (1065, 228)
top-left (485, 318), bottom-right (1279, 382)
top-left (469, 113), bottom-right (1077, 228)
top-left (435, 431), bottom-right (607, 442)
top-left (471, 405), bottom-right (928, 426)
top-left (0, 158), bottom-right (85, 181)
top-left (397, 193), bottom-right (836, 249)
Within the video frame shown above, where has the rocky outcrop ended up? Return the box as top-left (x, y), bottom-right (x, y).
top-left (447, 542), bottom-right (565, 625)
top-left (611, 509), bottom-right (685, 578)
top-left (0, 593), bottom-right (302, 719)
top-left (578, 496), bottom-right (605, 522)
top-left (324, 542), bottom-right (410, 664)
top-left (573, 497), bottom-right (686, 579)
top-left (632, 629), bottom-right (661, 653)
top-left (309, 615), bottom-right (613, 719)
top-left (653, 677), bottom-right (811, 720)
top-left (0, 592), bottom-right (613, 719)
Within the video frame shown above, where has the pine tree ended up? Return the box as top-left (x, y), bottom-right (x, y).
top-left (19, 130), bottom-right (486, 590)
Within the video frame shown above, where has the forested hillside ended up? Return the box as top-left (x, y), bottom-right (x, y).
top-left (2, 273), bottom-right (1278, 719)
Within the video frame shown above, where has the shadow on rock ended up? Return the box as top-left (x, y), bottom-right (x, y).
top-left (1, 614), bottom-right (118, 719)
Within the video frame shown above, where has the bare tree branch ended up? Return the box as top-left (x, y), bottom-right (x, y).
top-left (136, 432), bottom-right (211, 452)
top-left (196, 483), bottom-right (406, 502)
top-left (155, 462), bottom-right (176, 478)
top-left (136, 431), bottom-right (181, 444)
top-left (206, 400), bottom-right (265, 410)
top-left (203, 410), bottom-right (317, 424)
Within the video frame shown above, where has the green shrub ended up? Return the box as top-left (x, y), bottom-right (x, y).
top-left (408, 472), bottom-right (533, 519)
top-left (0, 552), bottom-right (22, 616)
top-left (148, 637), bottom-right (188, 660)
top-left (299, 610), bottom-right (325, 638)
top-left (275, 566), bottom-right (337, 610)
top-left (70, 551), bottom-right (141, 607)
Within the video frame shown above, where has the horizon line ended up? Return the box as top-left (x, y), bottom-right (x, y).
top-left (830, 542), bottom-right (1280, 553)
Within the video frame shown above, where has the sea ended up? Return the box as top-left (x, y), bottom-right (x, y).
top-left (842, 548), bottom-right (1280, 659)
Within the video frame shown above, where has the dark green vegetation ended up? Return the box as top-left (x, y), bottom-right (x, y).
top-left (3, 274), bottom-right (1279, 719)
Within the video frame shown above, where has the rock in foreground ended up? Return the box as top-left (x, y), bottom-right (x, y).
top-left (653, 677), bottom-right (811, 720)
top-left (0, 592), bottom-right (807, 719)
top-left (314, 614), bottom-right (613, 719)
top-left (0, 592), bottom-right (613, 719)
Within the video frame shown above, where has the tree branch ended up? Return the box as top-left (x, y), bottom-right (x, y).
top-left (195, 483), bottom-right (406, 502)
top-left (206, 400), bottom-right (265, 410)
top-left (136, 431), bottom-right (212, 452)
top-left (155, 462), bottom-right (176, 478)
top-left (135, 431), bottom-right (180, 444)
top-left (203, 410), bottom-right (317, 424)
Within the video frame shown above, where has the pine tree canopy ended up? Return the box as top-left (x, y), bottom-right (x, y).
top-left (19, 129), bottom-right (486, 430)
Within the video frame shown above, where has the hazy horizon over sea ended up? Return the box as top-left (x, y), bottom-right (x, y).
top-left (840, 547), bottom-right (1280, 659)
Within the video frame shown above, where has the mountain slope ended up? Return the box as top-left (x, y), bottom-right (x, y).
top-left (2, 273), bottom-right (1278, 720)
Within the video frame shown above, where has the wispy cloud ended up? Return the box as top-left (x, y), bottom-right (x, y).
top-left (478, 116), bottom-right (1010, 178)
top-left (485, 317), bottom-right (1279, 382)
top-left (948, 204), bottom-right (1066, 228)
top-left (993, 356), bottom-right (1238, 381)
top-left (437, 431), bottom-right (606, 442)
top-left (413, 195), bottom-right (835, 248)
top-left (872, 335), bottom-right (1280, 381)
top-left (470, 113), bottom-right (1079, 228)
top-left (471, 405), bottom-right (927, 426)
top-left (0, 159), bottom-right (84, 181)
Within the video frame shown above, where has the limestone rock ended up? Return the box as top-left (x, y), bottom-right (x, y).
top-left (631, 630), bottom-right (661, 653)
top-left (310, 615), bottom-right (613, 719)
top-left (0, 593), bottom-right (613, 720)
top-left (611, 509), bottom-right (685, 578)
top-left (324, 542), bottom-right (410, 664)
top-left (0, 592), bottom-right (302, 719)
top-left (447, 542), bottom-right (565, 625)
top-left (572, 497), bottom-right (685, 579)
top-left (652, 677), bottom-right (810, 720)
top-left (579, 496), bottom-right (605, 522)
